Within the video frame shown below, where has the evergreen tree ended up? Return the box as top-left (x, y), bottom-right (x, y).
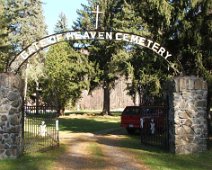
top-left (4, 0), bottom-right (47, 101)
top-left (54, 12), bottom-right (69, 33)
top-left (125, 0), bottom-right (212, 77)
top-left (111, 0), bottom-right (171, 105)
top-left (0, 0), bottom-right (9, 72)
top-left (42, 42), bottom-right (94, 115)
top-left (42, 14), bottom-right (94, 115)
top-left (111, 0), bottom-right (212, 105)
top-left (0, 0), bottom-right (18, 71)
top-left (74, 0), bottom-right (128, 115)
top-left (6, 0), bottom-right (47, 50)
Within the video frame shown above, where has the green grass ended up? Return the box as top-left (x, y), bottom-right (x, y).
top-left (88, 142), bottom-right (106, 168)
top-left (64, 110), bottom-right (122, 116)
top-left (59, 115), bottom-right (120, 133)
top-left (139, 147), bottom-right (212, 170)
top-left (0, 145), bottom-right (65, 170)
top-left (115, 135), bottom-right (212, 170)
top-left (59, 114), bottom-right (212, 170)
top-left (24, 116), bottom-right (59, 153)
top-left (1, 114), bottom-right (212, 170)
top-left (63, 114), bottom-right (212, 170)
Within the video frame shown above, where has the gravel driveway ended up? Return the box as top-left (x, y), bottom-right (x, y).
top-left (53, 128), bottom-right (150, 170)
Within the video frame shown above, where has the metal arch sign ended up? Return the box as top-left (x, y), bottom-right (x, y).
top-left (9, 30), bottom-right (177, 73)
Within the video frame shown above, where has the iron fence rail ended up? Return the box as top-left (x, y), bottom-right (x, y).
top-left (24, 105), bottom-right (58, 116)
top-left (23, 106), bottom-right (59, 153)
top-left (140, 106), bottom-right (169, 149)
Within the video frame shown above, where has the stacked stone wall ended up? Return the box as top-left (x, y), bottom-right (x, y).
top-left (168, 76), bottom-right (208, 154)
top-left (0, 73), bottom-right (23, 159)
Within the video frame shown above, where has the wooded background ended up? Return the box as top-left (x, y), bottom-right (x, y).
top-left (77, 77), bottom-right (134, 110)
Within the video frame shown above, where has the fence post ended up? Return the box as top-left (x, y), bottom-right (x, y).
top-left (56, 119), bottom-right (59, 146)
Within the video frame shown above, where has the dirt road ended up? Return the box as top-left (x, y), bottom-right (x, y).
top-left (53, 129), bottom-right (150, 170)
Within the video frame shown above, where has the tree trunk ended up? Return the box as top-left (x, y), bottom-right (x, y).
top-left (134, 91), bottom-right (140, 106)
top-left (207, 92), bottom-right (211, 135)
top-left (60, 108), bottom-right (65, 116)
top-left (57, 107), bottom-right (65, 116)
top-left (35, 81), bottom-right (39, 115)
top-left (24, 62), bottom-right (29, 102)
top-left (102, 82), bottom-right (111, 115)
top-left (24, 74), bottom-right (28, 101)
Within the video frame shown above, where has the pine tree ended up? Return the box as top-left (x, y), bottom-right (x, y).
top-left (112, 0), bottom-right (212, 105)
top-left (1, 0), bottom-right (47, 72)
top-left (42, 42), bottom-right (94, 115)
top-left (6, 0), bottom-right (47, 50)
top-left (0, 0), bottom-right (9, 72)
top-left (75, 0), bottom-right (211, 110)
top-left (54, 12), bottom-right (69, 33)
top-left (133, 0), bottom-right (212, 77)
top-left (1, 0), bottom-right (47, 103)
top-left (111, 0), bottom-right (169, 105)
top-left (42, 14), bottom-right (94, 115)
top-left (6, 0), bottom-right (47, 101)
top-left (74, 0), bottom-right (129, 115)
top-left (0, 0), bottom-right (17, 71)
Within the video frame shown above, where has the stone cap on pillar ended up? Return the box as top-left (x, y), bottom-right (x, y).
top-left (171, 76), bottom-right (207, 92)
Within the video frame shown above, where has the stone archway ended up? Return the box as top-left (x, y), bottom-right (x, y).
top-left (0, 30), bottom-right (209, 159)
top-left (4, 30), bottom-right (179, 159)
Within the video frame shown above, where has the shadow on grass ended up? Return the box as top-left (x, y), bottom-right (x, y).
top-left (59, 117), bottom-right (120, 133)
top-left (97, 131), bottom-right (212, 170)
top-left (58, 116), bottom-right (212, 170)
top-left (60, 116), bottom-right (168, 153)
top-left (97, 129), bottom-right (167, 153)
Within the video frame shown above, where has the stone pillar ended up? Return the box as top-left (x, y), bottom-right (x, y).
top-left (0, 73), bottom-right (24, 159)
top-left (168, 76), bottom-right (208, 154)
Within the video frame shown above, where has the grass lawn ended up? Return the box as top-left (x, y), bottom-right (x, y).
top-left (59, 114), bottom-right (212, 170)
top-left (0, 113), bottom-right (120, 170)
top-left (59, 114), bottom-right (120, 133)
top-left (1, 113), bottom-right (212, 170)
top-left (118, 135), bottom-right (212, 170)
top-left (0, 145), bottom-right (65, 170)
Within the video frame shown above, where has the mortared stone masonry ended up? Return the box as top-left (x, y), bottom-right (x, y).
top-left (0, 73), bottom-right (209, 159)
top-left (0, 73), bottom-right (24, 159)
top-left (168, 76), bottom-right (208, 154)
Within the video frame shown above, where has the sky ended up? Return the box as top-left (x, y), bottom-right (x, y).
top-left (42, 0), bottom-right (87, 34)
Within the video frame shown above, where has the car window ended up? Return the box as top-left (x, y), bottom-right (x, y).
top-left (141, 107), bottom-right (165, 116)
top-left (142, 108), bottom-right (155, 116)
top-left (123, 107), bottom-right (140, 115)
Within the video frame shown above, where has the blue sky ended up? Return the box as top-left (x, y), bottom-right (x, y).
top-left (42, 0), bottom-right (87, 34)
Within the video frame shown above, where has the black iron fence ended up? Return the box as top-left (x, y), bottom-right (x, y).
top-left (24, 105), bottom-right (59, 116)
top-left (140, 106), bottom-right (169, 149)
top-left (23, 106), bottom-right (59, 153)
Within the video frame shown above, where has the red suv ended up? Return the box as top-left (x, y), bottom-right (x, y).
top-left (121, 106), bottom-right (166, 134)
